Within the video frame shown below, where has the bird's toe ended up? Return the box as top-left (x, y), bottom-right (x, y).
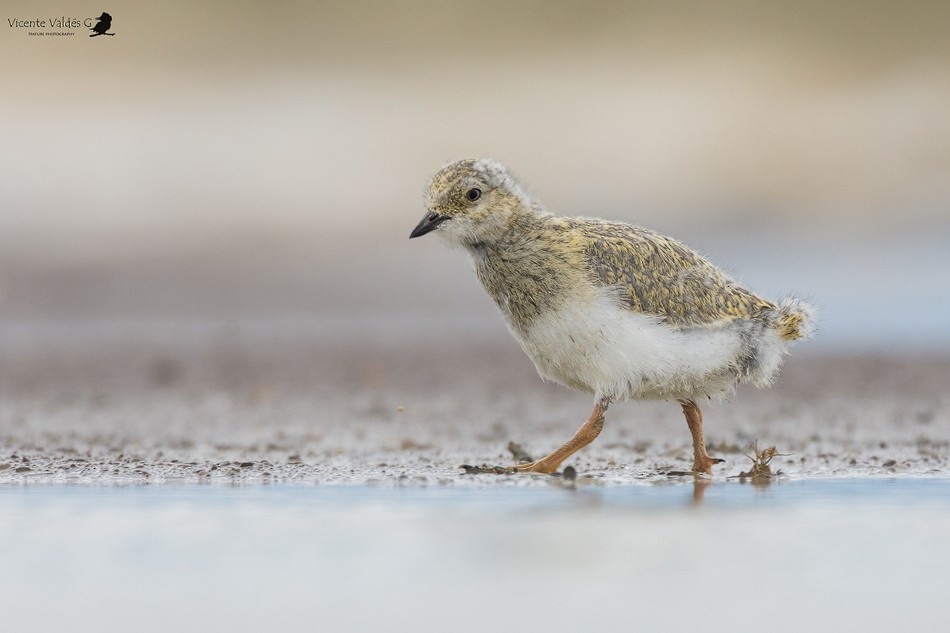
top-left (692, 456), bottom-right (725, 475)
top-left (510, 460), bottom-right (559, 474)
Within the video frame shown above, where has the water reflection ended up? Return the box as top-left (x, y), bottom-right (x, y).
top-left (692, 477), bottom-right (712, 505)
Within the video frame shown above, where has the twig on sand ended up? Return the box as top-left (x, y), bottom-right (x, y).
top-left (735, 441), bottom-right (790, 482)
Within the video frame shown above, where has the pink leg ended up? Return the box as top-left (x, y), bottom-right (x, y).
top-left (678, 399), bottom-right (724, 475)
top-left (513, 399), bottom-right (609, 474)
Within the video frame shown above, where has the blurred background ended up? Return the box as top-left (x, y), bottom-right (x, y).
top-left (2, 0), bottom-right (949, 351)
top-left (5, 9), bottom-right (949, 631)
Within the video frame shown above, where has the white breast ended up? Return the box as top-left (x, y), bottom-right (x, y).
top-left (511, 290), bottom-right (747, 401)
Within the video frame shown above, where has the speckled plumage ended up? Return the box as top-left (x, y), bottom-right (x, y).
top-left (575, 221), bottom-right (772, 326)
top-left (411, 158), bottom-right (816, 474)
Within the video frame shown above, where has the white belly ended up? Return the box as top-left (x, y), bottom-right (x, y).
top-left (512, 292), bottom-right (747, 401)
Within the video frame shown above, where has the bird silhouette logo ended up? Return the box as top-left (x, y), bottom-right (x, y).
top-left (89, 12), bottom-right (114, 37)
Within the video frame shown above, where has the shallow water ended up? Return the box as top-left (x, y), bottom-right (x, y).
top-left (2, 478), bottom-right (948, 632)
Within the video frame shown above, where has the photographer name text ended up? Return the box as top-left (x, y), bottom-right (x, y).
top-left (7, 17), bottom-right (98, 29)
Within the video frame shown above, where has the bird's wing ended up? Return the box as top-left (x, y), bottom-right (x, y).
top-left (572, 220), bottom-right (772, 326)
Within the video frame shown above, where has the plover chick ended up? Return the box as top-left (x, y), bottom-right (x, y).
top-left (410, 159), bottom-right (815, 475)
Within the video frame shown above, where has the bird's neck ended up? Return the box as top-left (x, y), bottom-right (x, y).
top-left (467, 208), bottom-right (568, 333)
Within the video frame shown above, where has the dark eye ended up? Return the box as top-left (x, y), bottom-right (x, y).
top-left (466, 188), bottom-right (481, 202)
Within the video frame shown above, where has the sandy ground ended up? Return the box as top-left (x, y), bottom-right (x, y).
top-left (1, 320), bottom-right (948, 485)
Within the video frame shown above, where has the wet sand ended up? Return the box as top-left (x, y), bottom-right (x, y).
top-left (2, 321), bottom-right (947, 484)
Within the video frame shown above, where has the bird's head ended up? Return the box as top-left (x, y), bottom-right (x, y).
top-left (410, 158), bottom-right (533, 247)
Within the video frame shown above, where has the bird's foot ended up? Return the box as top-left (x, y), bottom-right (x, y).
top-left (509, 459), bottom-right (560, 475)
top-left (692, 455), bottom-right (725, 475)
top-left (504, 441), bottom-right (560, 474)
top-left (459, 461), bottom-right (559, 475)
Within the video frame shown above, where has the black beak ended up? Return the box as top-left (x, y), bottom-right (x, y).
top-left (409, 211), bottom-right (448, 239)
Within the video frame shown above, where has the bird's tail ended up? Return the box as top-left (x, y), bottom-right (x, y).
top-left (769, 297), bottom-right (817, 342)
